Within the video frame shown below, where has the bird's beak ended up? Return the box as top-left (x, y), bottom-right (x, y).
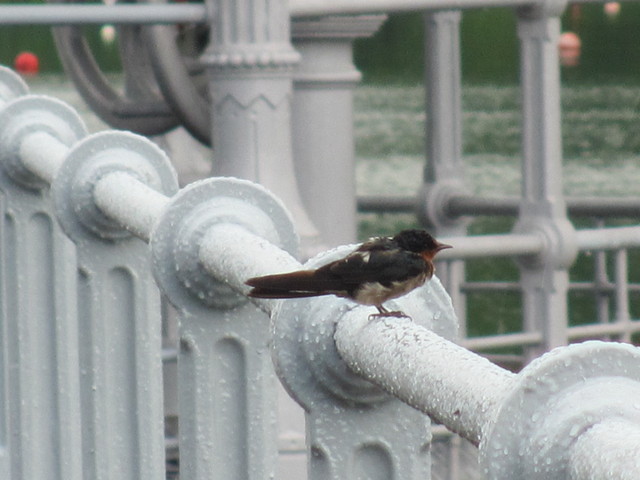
top-left (436, 242), bottom-right (452, 252)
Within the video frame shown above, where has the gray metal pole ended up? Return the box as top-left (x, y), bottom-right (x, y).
top-left (202, 0), bottom-right (321, 256)
top-left (0, 93), bottom-right (87, 480)
top-left (514, 1), bottom-right (576, 359)
top-left (335, 311), bottom-right (514, 446)
top-left (0, 3), bottom-right (208, 25)
top-left (150, 178), bottom-right (299, 480)
top-left (291, 15), bottom-right (385, 247)
top-left (289, 0), bottom-right (533, 15)
top-left (421, 10), bottom-right (469, 335)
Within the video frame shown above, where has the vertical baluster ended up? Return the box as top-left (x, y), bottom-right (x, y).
top-left (421, 11), bottom-right (468, 330)
top-left (150, 178), bottom-right (298, 480)
top-left (52, 131), bottom-right (178, 480)
top-left (0, 62), bottom-right (29, 480)
top-left (613, 249), bottom-right (631, 343)
top-left (514, 1), bottom-right (575, 360)
top-left (0, 95), bottom-right (86, 479)
top-left (593, 220), bottom-right (611, 327)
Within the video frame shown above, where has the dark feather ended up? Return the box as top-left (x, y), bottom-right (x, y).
top-left (246, 269), bottom-right (345, 298)
top-left (245, 229), bottom-right (449, 308)
top-left (325, 248), bottom-right (428, 288)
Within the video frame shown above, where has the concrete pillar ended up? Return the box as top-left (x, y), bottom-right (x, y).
top-left (291, 15), bottom-right (385, 247)
top-left (202, 0), bottom-right (321, 256)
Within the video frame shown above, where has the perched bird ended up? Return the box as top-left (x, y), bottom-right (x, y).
top-left (246, 229), bottom-right (451, 318)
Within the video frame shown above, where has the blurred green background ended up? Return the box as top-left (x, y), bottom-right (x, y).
top-left (354, 5), bottom-right (640, 83)
top-left (1, 1), bottom-right (640, 82)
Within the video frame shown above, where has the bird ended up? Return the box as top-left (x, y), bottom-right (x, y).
top-left (245, 229), bottom-right (451, 318)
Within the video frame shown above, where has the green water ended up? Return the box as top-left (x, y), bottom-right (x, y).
top-left (355, 84), bottom-right (640, 199)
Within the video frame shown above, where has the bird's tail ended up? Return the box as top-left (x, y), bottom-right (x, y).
top-left (246, 270), bottom-right (335, 299)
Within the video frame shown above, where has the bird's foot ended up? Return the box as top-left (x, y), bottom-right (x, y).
top-left (368, 310), bottom-right (411, 321)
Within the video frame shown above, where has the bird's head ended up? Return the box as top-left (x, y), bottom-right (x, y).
top-left (393, 229), bottom-right (452, 259)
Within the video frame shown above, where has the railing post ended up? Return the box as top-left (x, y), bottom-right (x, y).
top-left (271, 246), bottom-right (459, 480)
top-left (150, 177), bottom-right (299, 479)
top-left (514, 0), bottom-right (576, 359)
top-left (50, 131), bottom-right (178, 479)
top-left (202, 0), bottom-right (321, 255)
top-left (0, 93), bottom-right (86, 480)
top-left (291, 14), bottom-right (385, 247)
top-left (420, 10), bottom-right (468, 329)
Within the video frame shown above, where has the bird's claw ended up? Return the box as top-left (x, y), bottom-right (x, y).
top-left (368, 310), bottom-right (412, 321)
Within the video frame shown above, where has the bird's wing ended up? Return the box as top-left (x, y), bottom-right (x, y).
top-left (325, 248), bottom-right (427, 287)
top-left (246, 269), bottom-right (346, 297)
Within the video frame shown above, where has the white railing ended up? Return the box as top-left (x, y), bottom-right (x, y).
top-left (1, 0), bottom-right (640, 476)
top-left (1, 64), bottom-right (640, 480)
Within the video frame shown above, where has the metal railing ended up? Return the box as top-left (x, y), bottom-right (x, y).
top-left (2, 62), bottom-right (640, 480)
top-left (2, 0), bottom-right (640, 477)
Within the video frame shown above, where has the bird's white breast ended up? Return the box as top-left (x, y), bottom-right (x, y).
top-left (353, 273), bottom-right (428, 306)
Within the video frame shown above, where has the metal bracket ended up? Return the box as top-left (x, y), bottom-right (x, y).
top-left (0, 95), bottom-right (87, 190)
top-left (481, 341), bottom-right (640, 479)
top-left (53, 130), bottom-right (178, 241)
top-left (513, 215), bottom-right (578, 270)
top-left (151, 177), bottom-right (298, 310)
top-left (418, 179), bottom-right (471, 231)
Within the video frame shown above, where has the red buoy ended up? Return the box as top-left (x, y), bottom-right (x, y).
top-left (559, 32), bottom-right (581, 67)
top-left (14, 51), bottom-right (40, 75)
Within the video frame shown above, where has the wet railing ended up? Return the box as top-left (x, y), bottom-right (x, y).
top-left (1, 64), bottom-right (640, 480)
top-left (1, 0), bottom-right (640, 477)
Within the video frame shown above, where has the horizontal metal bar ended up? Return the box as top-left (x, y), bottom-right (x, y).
top-left (567, 320), bottom-right (640, 340)
top-left (459, 281), bottom-right (521, 291)
top-left (20, 131), bottom-right (68, 183)
top-left (568, 281), bottom-right (640, 293)
top-left (563, 197), bottom-right (640, 217)
top-left (335, 310), bottom-right (516, 446)
top-left (450, 195), bottom-right (640, 218)
top-left (460, 321), bottom-right (640, 353)
top-left (576, 225), bottom-right (640, 251)
top-left (0, 0), bottom-right (520, 27)
top-left (289, 0), bottom-right (533, 16)
top-left (459, 281), bottom-right (640, 295)
top-left (0, 3), bottom-right (209, 25)
top-left (438, 232), bottom-right (545, 259)
top-left (359, 194), bottom-right (640, 218)
top-left (199, 224), bottom-right (301, 315)
top-left (439, 224), bottom-right (638, 259)
top-left (461, 331), bottom-right (543, 351)
top-left (447, 195), bottom-right (519, 216)
top-left (0, 0), bottom-right (630, 27)
top-left (358, 195), bottom-right (417, 213)
top-left (93, 171), bottom-right (170, 242)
